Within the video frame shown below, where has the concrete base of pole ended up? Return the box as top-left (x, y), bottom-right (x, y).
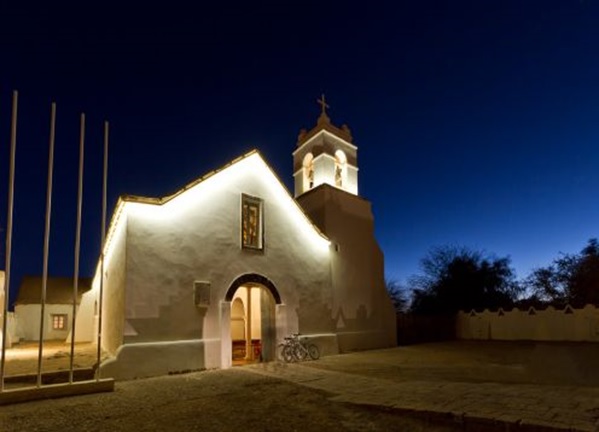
top-left (0, 378), bottom-right (114, 405)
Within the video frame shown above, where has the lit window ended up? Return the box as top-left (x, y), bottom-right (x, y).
top-left (52, 314), bottom-right (67, 330)
top-left (241, 194), bottom-right (263, 250)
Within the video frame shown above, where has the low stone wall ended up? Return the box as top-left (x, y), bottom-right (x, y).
top-left (457, 304), bottom-right (599, 342)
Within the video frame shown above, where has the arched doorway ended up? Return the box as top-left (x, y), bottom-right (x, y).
top-left (222, 274), bottom-right (282, 367)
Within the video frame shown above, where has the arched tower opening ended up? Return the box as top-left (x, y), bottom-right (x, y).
top-left (334, 149), bottom-right (347, 188)
top-left (303, 152), bottom-right (315, 191)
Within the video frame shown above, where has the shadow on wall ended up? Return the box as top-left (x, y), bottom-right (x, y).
top-left (295, 298), bottom-right (383, 335)
top-left (124, 290), bottom-right (208, 343)
top-left (333, 305), bottom-right (381, 333)
top-left (295, 297), bottom-right (335, 334)
top-left (296, 296), bottom-right (395, 352)
top-left (100, 289), bottom-right (210, 380)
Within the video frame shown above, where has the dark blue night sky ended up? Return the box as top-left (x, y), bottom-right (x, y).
top-left (0, 1), bottom-right (598, 302)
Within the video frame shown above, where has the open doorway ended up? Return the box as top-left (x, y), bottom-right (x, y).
top-left (223, 274), bottom-right (281, 368)
top-left (230, 286), bottom-right (270, 365)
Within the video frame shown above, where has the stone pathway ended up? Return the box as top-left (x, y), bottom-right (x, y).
top-left (246, 360), bottom-right (599, 431)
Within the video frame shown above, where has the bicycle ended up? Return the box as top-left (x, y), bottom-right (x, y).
top-left (278, 333), bottom-right (320, 363)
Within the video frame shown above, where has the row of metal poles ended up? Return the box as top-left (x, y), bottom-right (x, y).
top-left (0, 90), bottom-right (109, 391)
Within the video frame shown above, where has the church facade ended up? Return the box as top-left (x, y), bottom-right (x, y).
top-left (75, 104), bottom-right (396, 379)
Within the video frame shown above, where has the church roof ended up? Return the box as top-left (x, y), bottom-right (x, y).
top-left (15, 276), bottom-right (92, 305)
top-left (98, 150), bottom-right (330, 272)
top-left (120, 150), bottom-right (265, 206)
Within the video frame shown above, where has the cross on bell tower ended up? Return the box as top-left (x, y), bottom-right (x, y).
top-left (317, 94), bottom-right (329, 116)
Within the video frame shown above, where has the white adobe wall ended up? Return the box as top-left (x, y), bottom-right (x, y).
top-left (72, 288), bottom-right (97, 343)
top-left (457, 305), bottom-right (599, 341)
top-left (15, 305), bottom-right (40, 341)
top-left (100, 154), bottom-right (333, 380)
top-left (74, 209), bottom-right (129, 347)
top-left (345, 165), bottom-right (358, 195)
top-left (15, 304), bottom-right (76, 341)
top-left (101, 210), bottom-right (129, 354)
top-left (7, 312), bottom-right (18, 345)
top-left (293, 171), bottom-right (303, 199)
top-left (73, 206), bottom-right (128, 348)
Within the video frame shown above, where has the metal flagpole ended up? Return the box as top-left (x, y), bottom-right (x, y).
top-left (69, 113), bottom-right (85, 384)
top-left (96, 121), bottom-right (108, 380)
top-left (0, 90), bottom-right (18, 392)
top-left (36, 102), bottom-right (57, 388)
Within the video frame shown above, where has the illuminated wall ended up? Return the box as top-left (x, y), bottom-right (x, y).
top-left (99, 152), bottom-right (333, 379)
top-left (14, 304), bottom-right (78, 341)
top-left (101, 208), bottom-right (129, 354)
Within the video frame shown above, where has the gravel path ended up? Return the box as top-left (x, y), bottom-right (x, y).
top-left (0, 368), bottom-right (460, 432)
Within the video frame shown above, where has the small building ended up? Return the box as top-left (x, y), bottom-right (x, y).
top-left (14, 276), bottom-right (92, 342)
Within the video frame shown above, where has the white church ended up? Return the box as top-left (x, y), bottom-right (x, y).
top-left (73, 100), bottom-right (396, 379)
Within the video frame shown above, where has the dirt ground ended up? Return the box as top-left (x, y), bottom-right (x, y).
top-left (3, 341), bottom-right (100, 378)
top-left (1, 341), bottom-right (462, 431)
top-left (1, 368), bottom-right (461, 432)
top-left (303, 340), bottom-right (599, 387)
top-left (2, 340), bottom-right (599, 431)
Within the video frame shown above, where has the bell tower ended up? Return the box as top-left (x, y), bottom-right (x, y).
top-left (293, 96), bottom-right (396, 352)
top-left (292, 95), bottom-right (358, 198)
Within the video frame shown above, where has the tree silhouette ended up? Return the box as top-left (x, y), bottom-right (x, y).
top-left (525, 238), bottom-right (599, 307)
top-left (409, 246), bottom-right (520, 314)
top-left (386, 279), bottom-right (408, 313)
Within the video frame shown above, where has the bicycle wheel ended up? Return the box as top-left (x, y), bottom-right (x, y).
top-left (277, 344), bottom-right (286, 361)
top-left (282, 345), bottom-right (295, 363)
top-left (307, 344), bottom-right (320, 360)
top-left (294, 345), bottom-right (308, 362)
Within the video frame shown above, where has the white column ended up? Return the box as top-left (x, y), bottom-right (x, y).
top-left (245, 287), bottom-right (253, 360)
top-left (220, 301), bottom-right (232, 369)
